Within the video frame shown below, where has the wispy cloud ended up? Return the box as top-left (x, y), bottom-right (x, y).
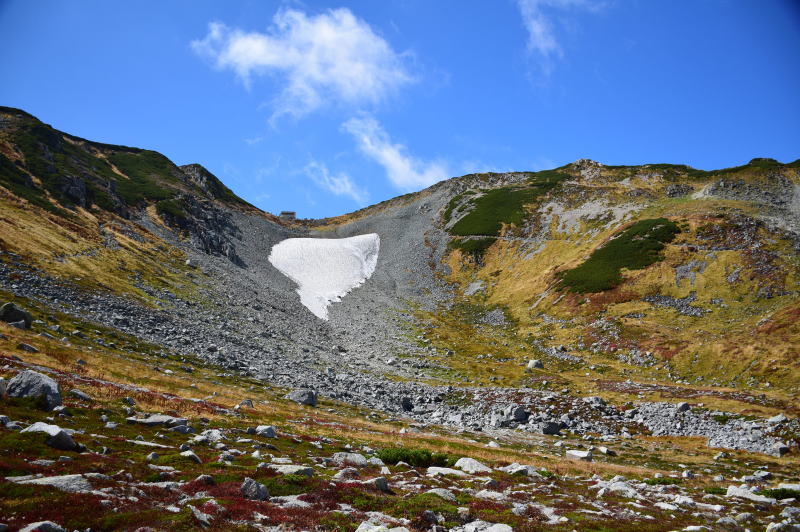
top-left (515, 0), bottom-right (602, 74)
top-left (342, 115), bottom-right (450, 190)
top-left (191, 9), bottom-right (413, 123)
top-left (304, 160), bottom-right (368, 204)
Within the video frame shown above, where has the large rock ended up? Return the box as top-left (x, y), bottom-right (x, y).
top-left (726, 485), bottom-right (776, 504)
top-left (332, 452), bottom-right (368, 467)
top-left (20, 422), bottom-right (80, 451)
top-left (427, 467), bottom-right (469, 477)
top-left (526, 359), bottom-right (544, 370)
top-left (355, 522), bottom-right (409, 532)
top-left (426, 488), bottom-right (457, 502)
top-left (454, 457), bottom-right (492, 474)
top-left (180, 450), bottom-right (202, 463)
top-left (241, 477), bottom-right (269, 500)
top-left (362, 476), bottom-right (390, 492)
top-left (498, 463), bottom-right (540, 476)
top-left (19, 522), bottom-right (66, 532)
top-left (566, 449), bottom-right (592, 461)
top-left (286, 389), bottom-right (317, 406)
top-left (0, 302), bottom-right (33, 328)
top-left (535, 421), bottom-right (561, 435)
top-left (452, 520), bottom-right (513, 532)
top-left (10, 473), bottom-right (92, 492)
top-left (269, 464), bottom-right (314, 477)
top-left (255, 425), bottom-right (277, 438)
top-left (6, 370), bottom-right (62, 410)
top-left (126, 414), bottom-right (188, 427)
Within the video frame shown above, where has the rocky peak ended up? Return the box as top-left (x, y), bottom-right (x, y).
top-left (179, 163), bottom-right (225, 199)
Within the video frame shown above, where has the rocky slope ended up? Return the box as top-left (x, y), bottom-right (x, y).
top-left (1, 106), bottom-right (799, 531)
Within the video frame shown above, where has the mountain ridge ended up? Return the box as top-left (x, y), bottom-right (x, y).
top-left (1, 106), bottom-right (799, 531)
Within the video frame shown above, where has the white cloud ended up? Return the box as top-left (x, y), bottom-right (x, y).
top-left (515, 0), bottom-right (601, 72)
top-left (191, 9), bottom-right (413, 122)
top-left (343, 116), bottom-right (449, 190)
top-left (305, 160), bottom-right (368, 204)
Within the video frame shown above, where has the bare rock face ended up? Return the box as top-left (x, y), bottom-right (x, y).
top-left (6, 370), bottom-right (62, 410)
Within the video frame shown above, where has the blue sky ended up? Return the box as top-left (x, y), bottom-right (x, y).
top-left (1, 1), bottom-right (799, 218)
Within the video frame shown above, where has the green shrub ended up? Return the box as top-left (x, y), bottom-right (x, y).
top-left (759, 488), bottom-right (800, 500)
top-left (559, 218), bottom-right (680, 293)
top-left (449, 171), bottom-right (567, 237)
top-left (260, 474), bottom-right (312, 496)
top-left (0, 153), bottom-right (68, 216)
top-left (448, 237), bottom-right (497, 259)
top-left (109, 151), bottom-right (178, 205)
top-left (376, 447), bottom-right (453, 467)
top-left (644, 477), bottom-right (682, 486)
top-left (155, 198), bottom-right (189, 225)
top-left (443, 192), bottom-right (468, 224)
top-left (704, 486), bottom-right (725, 495)
top-left (449, 187), bottom-right (536, 236)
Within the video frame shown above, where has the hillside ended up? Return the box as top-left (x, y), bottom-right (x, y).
top-left (0, 108), bottom-right (799, 531)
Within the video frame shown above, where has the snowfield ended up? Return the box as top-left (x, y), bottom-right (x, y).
top-left (268, 234), bottom-right (380, 320)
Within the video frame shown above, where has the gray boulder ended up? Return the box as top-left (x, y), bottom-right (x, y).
top-left (20, 422), bottom-right (79, 451)
top-left (535, 421), bottom-right (561, 435)
top-left (6, 370), bottom-right (62, 410)
top-left (0, 302), bottom-right (33, 328)
top-left (69, 389), bottom-right (92, 402)
top-left (286, 389), bottom-right (317, 406)
top-left (17, 343), bottom-right (39, 353)
top-left (527, 359), bottom-right (544, 370)
top-left (332, 452), bottom-right (368, 467)
top-left (126, 414), bottom-right (188, 427)
top-left (19, 522), bottom-right (66, 532)
top-left (400, 397), bottom-right (413, 411)
top-left (11, 473), bottom-right (92, 492)
top-left (255, 425), bottom-right (277, 438)
top-left (241, 477), bottom-right (269, 500)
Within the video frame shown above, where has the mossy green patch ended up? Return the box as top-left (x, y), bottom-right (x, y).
top-left (109, 151), bottom-right (179, 205)
top-left (450, 172), bottom-right (569, 237)
top-left (644, 477), bottom-right (682, 486)
top-left (559, 218), bottom-right (680, 293)
top-left (759, 487), bottom-right (800, 500)
top-left (449, 237), bottom-right (497, 259)
top-left (376, 447), bottom-right (454, 467)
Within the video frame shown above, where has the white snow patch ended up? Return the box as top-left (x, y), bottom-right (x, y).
top-left (268, 234), bottom-right (380, 320)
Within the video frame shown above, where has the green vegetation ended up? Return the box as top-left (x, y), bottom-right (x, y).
top-left (526, 169), bottom-right (572, 183)
top-left (108, 151), bottom-right (179, 205)
top-left (155, 198), bottom-right (189, 226)
top-left (559, 218), bottom-right (680, 293)
top-left (443, 192), bottom-right (468, 224)
top-left (0, 153), bottom-right (68, 216)
top-left (759, 488), bottom-right (800, 500)
top-left (448, 237), bottom-right (497, 259)
top-left (449, 171), bottom-right (568, 236)
top-left (260, 474), bottom-right (314, 496)
top-left (703, 486), bottom-right (726, 495)
top-left (450, 187), bottom-right (537, 235)
top-left (712, 414), bottom-right (730, 424)
top-left (376, 447), bottom-right (454, 467)
top-left (644, 477), bottom-right (682, 486)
